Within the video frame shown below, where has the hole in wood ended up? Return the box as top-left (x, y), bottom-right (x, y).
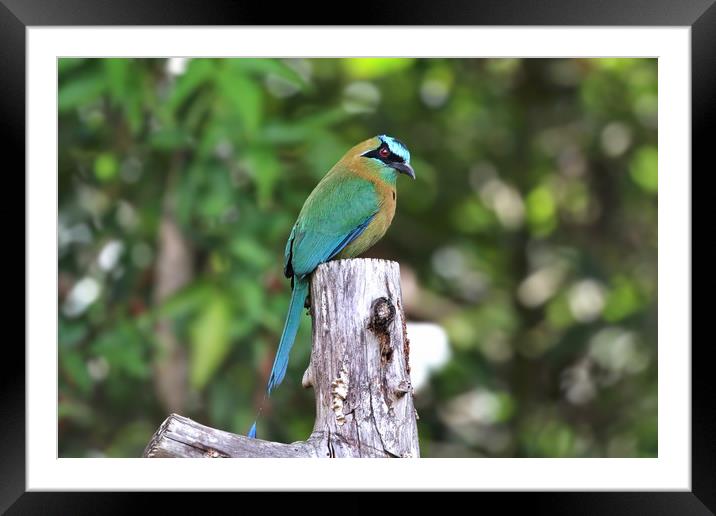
top-left (369, 297), bottom-right (396, 364)
top-left (369, 297), bottom-right (395, 332)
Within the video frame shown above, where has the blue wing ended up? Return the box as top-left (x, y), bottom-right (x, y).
top-left (326, 214), bottom-right (375, 260)
top-left (285, 176), bottom-right (379, 278)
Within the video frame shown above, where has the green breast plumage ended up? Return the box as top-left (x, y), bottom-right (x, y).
top-left (284, 167), bottom-right (384, 278)
top-left (333, 178), bottom-right (396, 259)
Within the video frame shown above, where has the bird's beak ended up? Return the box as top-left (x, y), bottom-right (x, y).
top-left (391, 162), bottom-right (416, 180)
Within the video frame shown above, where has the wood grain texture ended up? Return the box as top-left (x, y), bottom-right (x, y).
top-left (143, 413), bottom-right (324, 458)
top-left (143, 258), bottom-right (419, 458)
top-left (308, 258), bottom-right (419, 457)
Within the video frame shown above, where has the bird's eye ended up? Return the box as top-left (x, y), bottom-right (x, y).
top-left (379, 147), bottom-right (390, 158)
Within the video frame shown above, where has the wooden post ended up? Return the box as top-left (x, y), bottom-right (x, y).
top-left (143, 258), bottom-right (419, 458)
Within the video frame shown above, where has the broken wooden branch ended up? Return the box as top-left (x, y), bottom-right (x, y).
top-left (143, 258), bottom-right (419, 458)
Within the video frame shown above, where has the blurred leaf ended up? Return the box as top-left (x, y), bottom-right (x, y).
top-left (149, 128), bottom-right (192, 150)
top-left (522, 417), bottom-right (577, 457)
top-left (629, 146), bottom-right (658, 194)
top-left (59, 72), bottom-right (106, 112)
top-left (94, 153), bottom-right (119, 182)
top-left (58, 58), bottom-right (85, 74)
top-left (342, 58), bottom-right (415, 79)
top-left (103, 59), bottom-right (131, 104)
top-left (526, 184), bottom-right (557, 235)
top-left (104, 421), bottom-right (156, 458)
top-left (60, 350), bottom-right (93, 396)
top-left (189, 294), bottom-right (232, 390)
top-left (58, 398), bottom-right (93, 427)
top-left (218, 71), bottom-right (263, 137)
top-left (232, 277), bottom-right (266, 323)
top-left (603, 276), bottom-right (642, 322)
top-left (168, 58), bottom-right (215, 111)
top-left (198, 166), bottom-right (234, 219)
top-left (91, 324), bottom-right (149, 379)
top-left (231, 58), bottom-right (308, 89)
top-left (546, 293), bottom-right (574, 329)
top-left (59, 320), bottom-right (88, 348)
top-left (450, 197), bottom-right (495, 234)
top-left (175, 164), bottom-right (202, 226)
top-left (263, 109), bottom-right (349, 144)
top-left (230, 238), bottom-right (273, 269)
top-left (154, 282), bottom-right (214, 320)
top-left (208, 377), bottom-right (241, 426)
top-left (596, 58), bottom-right (633, 72)
top-left (494, 392), bottom-right (516, 423)
top-left (244, 147), bottom-right (281, 208)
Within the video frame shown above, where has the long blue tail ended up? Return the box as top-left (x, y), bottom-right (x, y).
top-left (268, 277), bottom-right (309, 394)
top-left (248, 278), bottom-right (308, 438)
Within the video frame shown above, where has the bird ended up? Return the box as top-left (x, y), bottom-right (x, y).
top-left (248, 134), bottom-right (415, 438)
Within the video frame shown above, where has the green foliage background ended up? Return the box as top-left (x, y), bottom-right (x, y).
top-left (58, 58), bottom-right (657, 458)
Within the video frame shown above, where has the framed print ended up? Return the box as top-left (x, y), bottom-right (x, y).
top-left (4, 0), bottom-right (712, 512)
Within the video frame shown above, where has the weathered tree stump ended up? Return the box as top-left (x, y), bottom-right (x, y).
top-left (143, 258), bottom-right (419, 458)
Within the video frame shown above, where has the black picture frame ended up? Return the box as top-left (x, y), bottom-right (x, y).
top-left (3, 0), bottom-right (710, 512)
